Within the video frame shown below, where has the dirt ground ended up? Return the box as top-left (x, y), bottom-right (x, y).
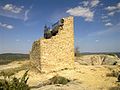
top-left (0, 56), bottom-right (120, 90)
top-left (26, 63), bottom-right (119, 90)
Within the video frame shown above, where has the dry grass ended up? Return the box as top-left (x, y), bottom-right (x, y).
top-left (0, 62), bottom-right (30, 77)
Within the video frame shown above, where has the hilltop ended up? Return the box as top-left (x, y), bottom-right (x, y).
top-left (0, 54), bottom-right (120, 90)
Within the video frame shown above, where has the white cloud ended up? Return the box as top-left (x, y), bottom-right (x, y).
top-left (0, 22), bottom-right (14, 29)
top-left (95, 40), bottom-right (99, 42)
top-left (105, 6), bottom-right (116, 11)
top-left (117, 2), bottom-right (120, 9)
top-left (101, 16), bottom-right (108, 19)
top-left (2, 4), bottom-right (23, 14)
top-left (0, 4), bottom-right (32, 21)
top-left (100, 3), bottom-right (104, 6)
top-left (105, 2), bottom-right (120, 16)
top-left (108, 12), bottom-right (115, 16)
top-left (102, 19), bottom-right (111, 23)
top-left (16, 39), bottom-right (20, 42)
top-left (24, 6), bottom-right (33, 21)
top-left (66, 6), bottom-right (94, 21)
top-left (81, 0), bottom-right (100, 7)
top-left (105, 22), bottom-right (113, 26)
top-left (0, 10), bottom-right (24, 20)
top-left (24, 10), bottom-right (29, 21)
top-left (90, 0), bottom-right (100, 7)
top-left (82, 1), bottom-right (89, 7)
top-left (88, 24), bottom-right (120, 36)
top-left (6, 25), bottom-right (13, 29)
top-left (67, 0), bottom-right (100, 22)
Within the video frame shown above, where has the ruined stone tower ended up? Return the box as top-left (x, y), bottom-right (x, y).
top-left (30, 16), bottom-right (74, 73)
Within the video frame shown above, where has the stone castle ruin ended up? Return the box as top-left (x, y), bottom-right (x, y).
top-left (30, 16), bottom-right (75, 73)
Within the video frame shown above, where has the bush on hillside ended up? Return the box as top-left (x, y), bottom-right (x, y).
top-left (49, 75), bottom-right (70, 85)
top-left (0, 70), bottom-right (30, 90)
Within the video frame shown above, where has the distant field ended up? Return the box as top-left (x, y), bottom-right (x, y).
top-left (0, 53), bottom-right (29, 65)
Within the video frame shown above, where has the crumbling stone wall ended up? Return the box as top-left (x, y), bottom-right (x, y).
top-left (30, 16), bottom-right (74, 73)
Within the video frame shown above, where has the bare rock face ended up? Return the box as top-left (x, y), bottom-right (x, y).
top-left (30, 16), bottom-right (75, 73)
top-left (76, 55), bottom-right (120, 65)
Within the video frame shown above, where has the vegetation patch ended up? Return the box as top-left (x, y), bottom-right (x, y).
top-left (106, 69), bottom-right (120, 84)
top-left (31, 75), bottom-right (71, 89)
top-left (0, 70), bottom-right (30, 90)
top-left (49, 75), bottom-right (70, 85)
top-left (0, 53), bottom-right (29, 65)
top-left (106, 70), bottom-right (119, 77)
top-left (0, 64), bottom-right (29, 77)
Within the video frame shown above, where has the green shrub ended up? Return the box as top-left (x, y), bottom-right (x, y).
top-left (106, 70), bottom-right (119, 77)
top-left (49, 75), bottom-right (70, 85)
top-left (0, 70), bottom-right (30, 90)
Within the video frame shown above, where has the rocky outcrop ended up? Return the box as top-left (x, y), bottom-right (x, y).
top-left (76, 55), bottom-right (120, 65)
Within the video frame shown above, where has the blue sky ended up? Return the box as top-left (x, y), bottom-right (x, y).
top-left (0, 0), bottom-right (120, 53)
